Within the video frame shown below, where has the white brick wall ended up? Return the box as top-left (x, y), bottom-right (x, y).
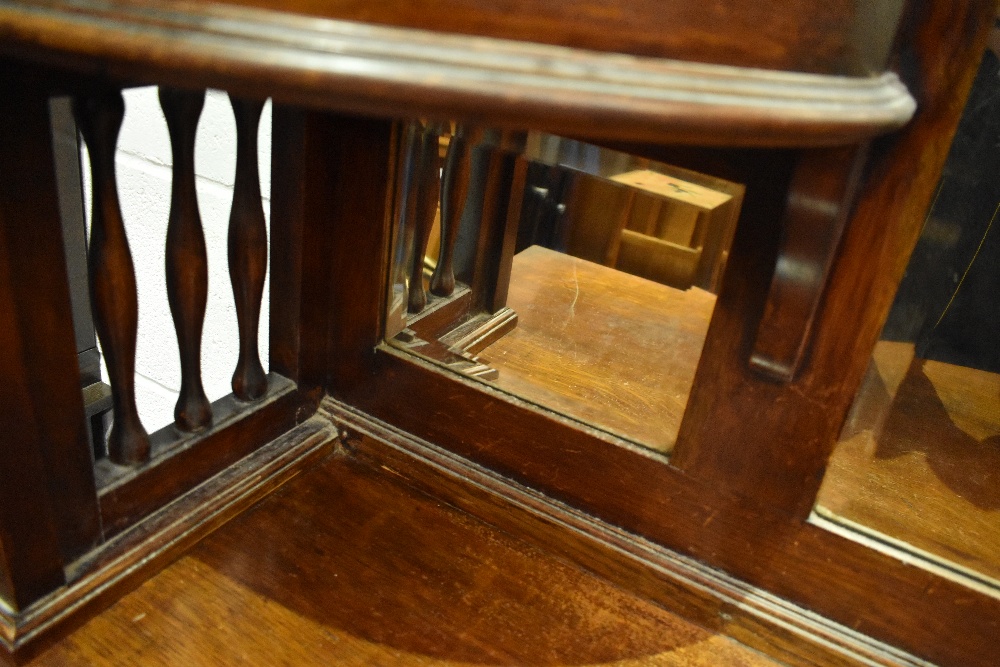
top-left (83, 87), bottom-right (272, 433)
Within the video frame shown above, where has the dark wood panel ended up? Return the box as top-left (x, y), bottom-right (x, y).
top-left (267, 105), bottom-right (305, 384)
top-left (270, 109), bottom-right (394, 396)
top-left (321, 115), bottom-right (395, 394)
top-left (0, 83), bottom-right (100, 610)
top-left (749, 145), bottom-right (867, 382)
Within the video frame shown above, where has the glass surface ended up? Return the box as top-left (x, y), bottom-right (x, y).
top-left (815, 46), bottom-right (1000, 587)
top-left (384, 123), bottom-right (743, 454)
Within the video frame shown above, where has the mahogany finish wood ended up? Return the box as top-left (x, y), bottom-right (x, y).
top-left (749, 145), bottom-right (868, 382)
top-left (266, 105), bottom-right (306, 385)
top-left (24, 438), bottom-right (782, 667)
top-left (469, 137), bottom-right (524, 313)
top-left (391, 122), bottom-right (421, 290)
top-left (2, 418), bottom-right (335, 661)
top-left (95, 376), bottom-right (313, 537)
top-left (171, 0), bottom-right (888, 76)
top-left (326, 401), bottom-right (930, 667)
top-left (269, 107), bottom-right (395, 395)
top-left (160, 86), bottom-right (212, 432)
top-left (348, 346), bottom-right (1000, 667)
top-left (0, 0), bottom-right (995, 666)
top-left (673, 0), bottom-right (996, 518)
top-left (227, 94), bottom-right (269, 401)
top-left (0, 0), bottom-right (916, 149)
top-left (73, 88), bottom-right (150, 465)
top-left (0, 85), bottom-right (101, 610)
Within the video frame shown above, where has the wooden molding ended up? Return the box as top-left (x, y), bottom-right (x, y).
top-left (320, 398), bottom-right (929, 667)
top-left (0, 0), bottom-right (915, 147)
top-left (0, 417), bottom-right (337, 661)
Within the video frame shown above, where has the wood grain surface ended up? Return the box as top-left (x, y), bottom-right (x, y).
top-left (0, 1), bottom-right (916, 148)
top-left (24, 447), bottom-right (780, 667)
top-left (480, 246), bottom-right (714, 452)
top-left (818, 340), bottom-right (1000, 584)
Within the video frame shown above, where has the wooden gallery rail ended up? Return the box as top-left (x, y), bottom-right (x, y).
top-left (0, 0), bottom-right (997, 666)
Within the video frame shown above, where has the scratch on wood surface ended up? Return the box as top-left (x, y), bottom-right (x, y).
top-left (565, 259), bottom-right (580, 327)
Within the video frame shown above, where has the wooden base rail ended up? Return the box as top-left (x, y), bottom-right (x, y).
top-left (320, 399), bottom-right (929, 667)
top-left (0, 417), bottom-right (337, 663)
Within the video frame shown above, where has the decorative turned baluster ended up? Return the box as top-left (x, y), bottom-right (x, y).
top-left (73, 90), bottom-right (151, 466)
top-left (407, 120), bottom-right (445, 314)
top-left (430, 125), bottom-right (480, 297)
top-left (160, 87), bottom-right (212, 431)
top-left (227, 95), bottom-right (269, 401)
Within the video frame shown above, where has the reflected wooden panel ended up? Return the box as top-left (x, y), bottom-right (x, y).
top-left (430, 124), bottom-right (479, 298)
top-left (228, 95), bottom-right (269, 401)
top-left (407, 121), bottom-right (444, 314)
top-left (73, 89), bottom-right (151, 466)
top-left (816, 340), bottom-right (1000, 584)
top-left (388, 133), bottom-right (740, 454)
top-left (160, 87), bottom-right (212, 432)
top-left (478, 246), bottom-right (714, 452)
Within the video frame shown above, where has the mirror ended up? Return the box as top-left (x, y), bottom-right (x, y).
top-left (815, 41), bottom-right (1000, 587)
top-left (384, 123), bottom-right (744, 454)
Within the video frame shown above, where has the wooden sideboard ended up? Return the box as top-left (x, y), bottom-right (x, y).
top-left (0, 1), bottom-right (996, 665)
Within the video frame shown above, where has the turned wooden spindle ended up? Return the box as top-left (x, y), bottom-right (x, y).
top-left (73, 90), bottom-right (151, 466)
top-left (430, 125), bottom-right (480, 297)
top-left (160, 87), bottom-right (212, 432)
top-left (227, 95), bottom-right (269, 401)
top-left (407, 121), bottom-right (445, 314)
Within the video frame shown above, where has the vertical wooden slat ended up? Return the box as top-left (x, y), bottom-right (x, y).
top-left (268, 106), bottom-right (305, 385)
top-left (0, 85), bottom-right (104, 608)
top-left (0, 270), bottom-right (64, 609)
top-left (74, 89), bottom-right (150, 465)
top-left (268, 108), bottom-right (393, 396)
top-left (159, 87), bottom-right (211, 432)
top-left (227, 95), bottom-right (268, 401)
top-left (407, 121), bottom-right (444, 314)
top-left (430, 124), bottom-right (480, 297)
top-left (470, 132), bottom-right (525, 313)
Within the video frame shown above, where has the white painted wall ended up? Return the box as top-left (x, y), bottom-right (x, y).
top-left (83, 87), bottom-right (272, 433)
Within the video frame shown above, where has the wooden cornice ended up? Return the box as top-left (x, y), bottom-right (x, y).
top-left (0, 0), bottom-right (915, 147)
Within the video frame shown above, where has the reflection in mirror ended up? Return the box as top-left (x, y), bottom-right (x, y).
top-left (815, 44), bottom-right (1000, 587)
top-left (385, 122), bottom-right (744, 453)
